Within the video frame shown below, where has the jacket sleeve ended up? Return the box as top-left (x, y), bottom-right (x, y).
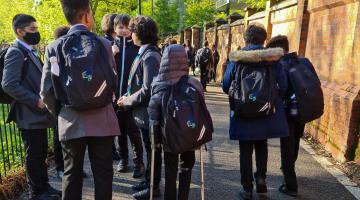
top-left (40, 47), bottom-right (58, 115)
top-left (2, 47), bottom-right (39, 108)
top-left (222, 61), bottom-right (236, 94)
top-left (124, 53), bottom-right (160, 108)
top-left (275, 62), bottom-right (288, 98)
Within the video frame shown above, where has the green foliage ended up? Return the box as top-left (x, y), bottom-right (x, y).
top-left (154, 0), bottom-right (179, 36)
top-left (184, 0), bottom-right (216, 28)
top-left (239, 0), bottom-right (282, 9)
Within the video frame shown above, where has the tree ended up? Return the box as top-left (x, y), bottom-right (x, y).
top-left (154, 0), bottom-right (179, 36)
top-left (184, 0), bottom-right (215, 28)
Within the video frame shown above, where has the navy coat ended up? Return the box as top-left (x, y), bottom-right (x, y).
top-left (222, 45), bottom-right (289, 141)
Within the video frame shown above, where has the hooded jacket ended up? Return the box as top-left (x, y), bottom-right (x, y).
top-left (114, 36), bottom-right (140, 98)
top-left (222, 45), bottom-right (289, 141)
top-left (148, 44), bottom-right (203, 152)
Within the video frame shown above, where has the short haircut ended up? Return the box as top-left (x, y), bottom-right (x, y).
top-left (53, 26), bottom-right (70, 39)
top-left (170, 39), bottom-right (177, 44)
top-left (129, 16), bottom-right (159, 46)
top-left (12, 14), bottom-right (36, 33)
top-left (244, 23), bottom-right (267, 45)
top-left (101, 14), bottom-right (116, 36)
top-left (60, 0), bottom-right (90, 25)
top-left (114, 14), bottom-right (131, 27)
top-left (266, 35), bottom-right (289, 52)
top-left (204, 41), bottom-right (209, 47)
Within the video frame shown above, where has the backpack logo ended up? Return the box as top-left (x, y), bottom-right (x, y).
top-left (187, 120), bottom-right (196, 129)
top-left (82, 69), bottom-right (93, 82)
top-left (249, 93), bottom-right (257, 101)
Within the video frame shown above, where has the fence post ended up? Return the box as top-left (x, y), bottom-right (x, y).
top-left (264, 0), bottom-right (276, 41)
top-left (244, 7), bottom-right (257, 30)
top-left (192, 25), bottom-right (202, 51)
top-left (294, 0), bottom-right (310, 57)
top-left (180, 30), bottom-right (184, 44)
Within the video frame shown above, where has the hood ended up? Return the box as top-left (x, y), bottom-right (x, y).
top-left (152, 44), bottom-right (189, 89)
top-left (229, 47), bottom-right (284, 63)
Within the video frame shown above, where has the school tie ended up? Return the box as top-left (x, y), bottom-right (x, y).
top-left (126, 54), bottom-right (141, 96)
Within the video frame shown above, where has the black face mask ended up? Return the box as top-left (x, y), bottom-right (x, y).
top-left (23, 32), bottom-right (41, 45)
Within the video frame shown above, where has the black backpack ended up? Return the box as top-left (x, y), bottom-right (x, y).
top-left (283, 57), bottom-right (324, 122)
top-left (53, 31), bottom-right (116, 110)
top-left (160, 76), bottom-right (213, 153)
top-left (0, 45), bottom-right (29, 104)
top-left (228, 61), bottom-right (277, 118)
top-left (198, 48), bottom-right (212, 66)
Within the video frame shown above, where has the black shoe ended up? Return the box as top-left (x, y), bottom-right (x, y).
top-left (133, 163), bottom-right (145, 178)
top-left (132, 181), bottom-right (149, 191)
top-left (238, 190), bottom-right (253, 200)
top-left (279, 184), bottom-right (298, 197)
top-left (256, 177), bottom-right (267, 193)
top-left (47, 185), bottom-right (61, 197)
top-left (117, 159), bottom-right (128, 172)
top-left (132, 187), bottom-right (161, 200)
top-left (30, 191), bottom-right (60, 200)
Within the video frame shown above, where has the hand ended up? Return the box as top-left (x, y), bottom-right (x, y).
top-left (155, 144), bottom-right (161, 148)
top-left (37, 99), bottom-right (45, 109)
top-left (112, 45), bottom-right (119, 56)
top-left (117, 96), bottom-right (126, 107)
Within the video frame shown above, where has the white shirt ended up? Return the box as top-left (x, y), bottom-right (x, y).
top-left (16, 38), bottom-right (33, 52)
top-left (138, 44), bottom-right (150, 55)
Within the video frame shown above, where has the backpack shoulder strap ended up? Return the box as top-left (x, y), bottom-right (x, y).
top-left (9, 44), bottom-right (29, 80)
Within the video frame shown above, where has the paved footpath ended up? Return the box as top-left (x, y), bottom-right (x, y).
top-left (21, 85), bottom-right (359, 200)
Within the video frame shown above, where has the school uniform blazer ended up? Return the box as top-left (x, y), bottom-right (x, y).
top-left (40, 24), bottom-right (120, 141)
top-left (2, 40), bottom-right (55, 130)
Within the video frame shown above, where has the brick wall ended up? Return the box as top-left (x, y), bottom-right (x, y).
top-left (173, 0), bottom-right (360, 163)
top-left (200, 0), bottom-right (360, 163)
top-left (216, 25), bottom-right (230, 82)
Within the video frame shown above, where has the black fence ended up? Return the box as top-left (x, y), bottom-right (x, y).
top-left (0, 104), bottom-right (53, 183)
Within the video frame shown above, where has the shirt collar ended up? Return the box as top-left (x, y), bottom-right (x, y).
top-left (138, 44), bottom-right (149, 55)
top-left (15, 38), bottom-right (33, 52)
top-left (72, 24), bottom-right (88, 29)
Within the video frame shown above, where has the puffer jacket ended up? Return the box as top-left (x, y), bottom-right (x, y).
top-left (148, 44), bottom-right (203, 152)
top-left (222, 45), bottom-right (289, 141)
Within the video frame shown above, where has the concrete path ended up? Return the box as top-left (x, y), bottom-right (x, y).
top-left (21, 85), bottom-right (359, 200)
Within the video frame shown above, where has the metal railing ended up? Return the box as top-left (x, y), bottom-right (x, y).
top-left (0, 104), bottom-right (54, 183)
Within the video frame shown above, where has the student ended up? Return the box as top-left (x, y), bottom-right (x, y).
top-left (101, 13), bottom-right (117, 43)
top-left (40, 0), bottom-right (120, 199)
top-left (185, 39), bottom-right (195, 75)
top-left (222, 23), bottom-right (289, 200)
top-left (148, 44), bottom-right (203, 200)
top-left (100, 13), bottom-right (123, 161)
top-left (112, 14), bottom-right (144, 178)
top-left (117, 16), bottom-right (162, 200)
top-left (212, 44), bottom-right (219, 82)
top-left (267, 35), bottom-right (317, 197)
top-left (52, 25), bottom-right (69, 180)
top-left (2, 14), bottom-right (59, 200)
top-left (195, 41), bottom-right (213, 91)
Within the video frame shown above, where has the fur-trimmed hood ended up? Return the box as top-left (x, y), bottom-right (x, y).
top-left (229, 47), bottom-right (284, 63)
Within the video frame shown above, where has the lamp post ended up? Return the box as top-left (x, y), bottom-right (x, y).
top-left (138, 0), bottom-right (142, 15)
top-left (152, 0), bottom-right (154, 16)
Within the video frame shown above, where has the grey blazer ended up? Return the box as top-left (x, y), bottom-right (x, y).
top-left (40, 24), bottom-right (120, 141)
top-left (2, 41), bottom-right (55, 130)
top-left (124, 45), bottom-right (161, 129)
